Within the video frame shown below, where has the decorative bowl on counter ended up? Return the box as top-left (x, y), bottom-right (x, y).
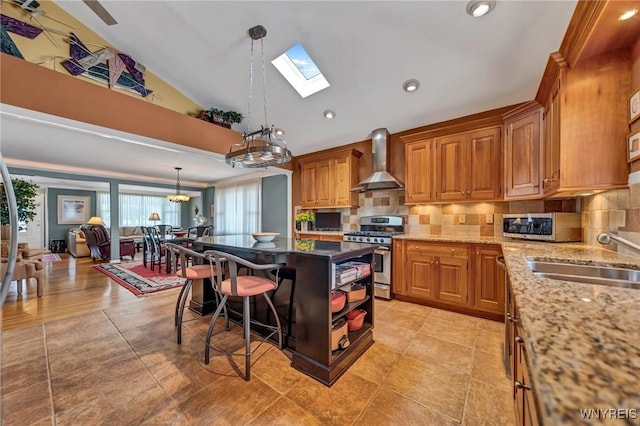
top-left (251, 232), bottom-right (280, 242)
top-left (172, 230), bottom-right (187, 237)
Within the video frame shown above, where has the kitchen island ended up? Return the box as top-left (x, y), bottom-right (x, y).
top-left (192, 235), bottom-right (375, 386)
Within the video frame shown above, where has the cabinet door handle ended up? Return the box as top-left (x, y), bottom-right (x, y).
top-left (514, 380), bottom-right (531, 391)
top-left (514, 336), bottom-right (524, 345)
top-left (467, 190), bottom-right (471, 195)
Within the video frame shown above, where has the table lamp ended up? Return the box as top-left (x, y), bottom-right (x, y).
top-left (87, 216), bottom-right (104, 226)
top-left (149, 212), bottom-right (161, 224)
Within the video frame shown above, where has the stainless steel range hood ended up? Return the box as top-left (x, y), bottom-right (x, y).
top-left (351, 128), bottom-right (404, 192)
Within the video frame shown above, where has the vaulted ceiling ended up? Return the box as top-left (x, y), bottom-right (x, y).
top-left (1, 0), bottom-right (578, 187)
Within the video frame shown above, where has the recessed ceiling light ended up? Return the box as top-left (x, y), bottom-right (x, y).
top-left (323, 110), bottom-right (336, 119)
top-left (274, 128), bottom-right (285, 136)
top-left (619, 9), bottom-right (638, 21)
top-left (403, 79), bottom-right (420, 92)
top-left (466, 1), bottom-right (496, 18)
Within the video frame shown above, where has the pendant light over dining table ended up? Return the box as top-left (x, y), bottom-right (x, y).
top-left (225, 25), bottom-right (292, 168)
top-left (167, 167), bottom-right (190, 203)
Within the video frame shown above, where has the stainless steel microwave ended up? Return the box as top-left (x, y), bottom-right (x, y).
top-left (502, 213), bottom-right (582, 242)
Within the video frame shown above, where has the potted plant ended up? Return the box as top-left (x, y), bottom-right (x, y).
top-left (197, 108), bottom-right (244, 129)
top-left (295, 211), bottom-right (315, 231)
top-left (1, 178), bottom-right (39, 239)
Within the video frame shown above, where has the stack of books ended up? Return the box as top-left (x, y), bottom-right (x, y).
top-left (332, 261), bottom-right (371, 288)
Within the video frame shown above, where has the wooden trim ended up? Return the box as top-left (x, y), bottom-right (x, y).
top-left (559, 0), bottom-right (608, 68)
top-left (297, 147), bottom-right (363, 165)
top-left (398, 104), bottom-right (520, 144)
top-left (535, 52), bottom-right (569, 105)
top-left (502, 100), bottom-right (543, 122)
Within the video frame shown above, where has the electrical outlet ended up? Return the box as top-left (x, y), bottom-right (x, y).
top-left (459, 214), bottom-right (466, 224)
top-left (486, 214), bottom-right (493, 224)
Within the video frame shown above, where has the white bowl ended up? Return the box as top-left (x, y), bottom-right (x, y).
top-left (251, 232), bottom-right (279, 242)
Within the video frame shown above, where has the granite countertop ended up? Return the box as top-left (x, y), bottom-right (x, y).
top-left (395, 234), bottom-right (640, 422)
top-left (501, 241), bottom-right (640, 424)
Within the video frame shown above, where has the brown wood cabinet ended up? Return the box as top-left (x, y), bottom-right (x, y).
top-left (435, 127), bottom-right (502, 202)
top-left (404, 127), bottom-right (501, 204)
top-left (504, 103), bottom-right (543, 200)
top-left (393, 239), bottom-right (503, 319)
top-left (400, 241), bottom-right (468, 305)
top-left (507, 278), bottom-right (540, 426)
top-left (300, 149), bottom-right (362, 208)
top-left (541, 50), bottom-right (630, 197)
top-left (296, 233), bottom-right (343, 242)
top-left (472, 245), bottom-right (505, 315)
top-left (404, 140), bottom-right (434, 204)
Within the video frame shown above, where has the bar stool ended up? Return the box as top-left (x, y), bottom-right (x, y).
top-left (269, 266), bottom-right (296, 347)
top-left (165, 243), bottom-right (224, 345)
top-left (204, 249), bottom-right (282, 381)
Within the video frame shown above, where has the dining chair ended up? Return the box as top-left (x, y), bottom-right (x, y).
top-left (203, 249), bottom-right (282, 381)
top-left (165, 242), bottom-right (226, 344)
top-left (187, 225), bottom-right (213, 238)
top-left (145, 226), bottom-right (166, 272)
top-left (156, 224), bottom-right (173, 236)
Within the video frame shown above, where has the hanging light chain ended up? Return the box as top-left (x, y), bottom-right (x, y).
top-left (175, 168), bottom-right (182, 195)
top-left (261, 37), bottom-right (268, 128)
top-left (246, 37), bottom-right (255, 137)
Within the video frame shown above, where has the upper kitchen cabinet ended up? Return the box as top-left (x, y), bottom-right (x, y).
top-left (435, 126), bottom-right (502, 202)
top-left (299, 148), bottom-right (362, 208)
top-left (404, 139), bottom-right (434, 204)
top-left (503, 102), bottom-right (544, 200)
top-left (536, 49), bottom-right (631, 197)
top-left (402, 110), bottom-right (507, 204)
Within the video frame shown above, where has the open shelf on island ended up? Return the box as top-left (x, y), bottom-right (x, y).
top-left (332, 295), bottom-right (371, 321)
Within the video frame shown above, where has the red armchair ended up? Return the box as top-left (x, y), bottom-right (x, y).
top-left (82, 224), bottom-right (136, 262)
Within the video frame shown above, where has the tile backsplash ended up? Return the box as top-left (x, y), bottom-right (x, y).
top-left (300, 174), bottom-right (640, 258)
top-left (308, 191), bottom-right (578, 238)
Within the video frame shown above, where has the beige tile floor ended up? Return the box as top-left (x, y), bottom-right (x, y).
top-left (1, 292), bottom-right (514, 425)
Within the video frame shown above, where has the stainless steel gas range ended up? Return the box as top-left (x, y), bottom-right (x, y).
top-left (343, 215), bottom-right (404, 299)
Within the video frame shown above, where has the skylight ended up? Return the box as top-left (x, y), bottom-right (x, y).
top-left (272, 44), bottom-right (330, 98)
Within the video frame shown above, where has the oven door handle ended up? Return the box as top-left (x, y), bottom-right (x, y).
top-left (375, 246), bottom-right (390, 252)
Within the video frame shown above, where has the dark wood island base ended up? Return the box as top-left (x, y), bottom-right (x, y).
top-left (192, 235), bottom-right (375, 386)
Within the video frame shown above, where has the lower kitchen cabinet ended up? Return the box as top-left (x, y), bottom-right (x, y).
top-left (506, 275), bottom-right (540, 426)
top-left (402, 241), bottom-right (469, 304)
top-left (393, 239), bottom-right (503, 319)
top-left (296, 233), bottom-right (344, 242)
top-left (472, 245), bottom-right (505, 315)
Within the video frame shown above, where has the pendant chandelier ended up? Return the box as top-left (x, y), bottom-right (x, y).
top-left (167, 167), bottom-right (190, 203)
top-left (225, 25), bottom-right (292, 168)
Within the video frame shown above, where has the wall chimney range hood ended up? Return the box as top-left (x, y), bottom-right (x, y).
top-left (351, 128), bottom-right (404, 192)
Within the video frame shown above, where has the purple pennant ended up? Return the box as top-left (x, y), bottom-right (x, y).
top-left (0, 14), bottom-right (43, 39)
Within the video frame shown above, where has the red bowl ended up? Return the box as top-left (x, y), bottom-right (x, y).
top-left (346, 309), bottom-right (366, 331)
top-left (331, 291), bottom-right (346, 313)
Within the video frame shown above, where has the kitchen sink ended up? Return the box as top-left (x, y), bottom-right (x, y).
top-left (525, 260), bottom-right (640, 290)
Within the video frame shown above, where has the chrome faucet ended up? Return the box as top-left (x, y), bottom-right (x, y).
top-left (597, 232), bottom-right (640, 255)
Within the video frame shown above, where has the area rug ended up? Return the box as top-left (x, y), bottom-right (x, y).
top-left (94, 261), bottom-right (184, 296)
top-left (42, 253), bottom-right (62, 262)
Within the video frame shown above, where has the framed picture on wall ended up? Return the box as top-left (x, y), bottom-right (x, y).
top-left (628, 130), bottom-right (640, 163)
top-left (57, 195), bottom-right (90, 224)
top-left (630, 88), bottom-right (640, 124)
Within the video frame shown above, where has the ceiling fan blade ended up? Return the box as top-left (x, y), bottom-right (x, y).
top-left (82, 0), bottom-right (117, 26)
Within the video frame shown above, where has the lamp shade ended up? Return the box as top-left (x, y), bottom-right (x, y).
top-left (148, 212), bottom-right (161, 221)
top-left (87, 216), bottom-right (104, 225)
